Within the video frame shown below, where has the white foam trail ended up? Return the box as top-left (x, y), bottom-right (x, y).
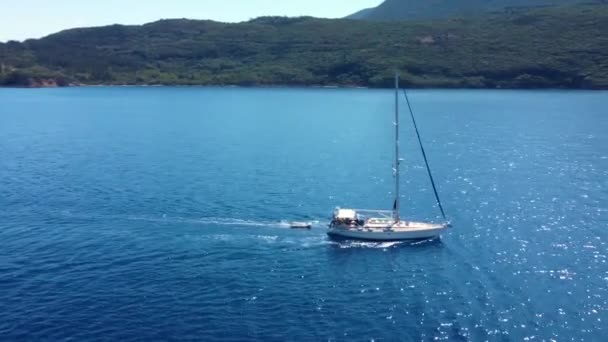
top-left (335, 240), bottom-right (422, 249)
top-left (57, 210), bottom-right (331, 231)
top-left (197, 217), bottom-right (281, 227)
top-left (378, 242), bottom-right (402, 248)
top-left (128, 214), bottom-right (330, 230)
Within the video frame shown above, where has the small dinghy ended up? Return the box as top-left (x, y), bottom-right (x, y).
top-left (290, 222), bottom-right (312, 229)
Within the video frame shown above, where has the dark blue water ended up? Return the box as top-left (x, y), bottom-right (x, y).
top-left (1, 87), bottom-right (606, 341)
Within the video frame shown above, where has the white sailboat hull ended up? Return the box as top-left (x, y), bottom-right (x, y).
top-left (327, 222), bottom-right (448, 241)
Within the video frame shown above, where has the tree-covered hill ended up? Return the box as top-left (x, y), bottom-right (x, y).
top-left (348, 0), bottom-right (603, 21)
top-left (1, 4), bottom-right (607, 89)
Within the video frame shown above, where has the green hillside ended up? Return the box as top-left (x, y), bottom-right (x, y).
top-left (348, 0), bottom-right (603, 20)
top-left (1, 4), bottom-right (607, 89)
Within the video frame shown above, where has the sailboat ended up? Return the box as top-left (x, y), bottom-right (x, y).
top-left (327, 74), bottom-right (450, 241)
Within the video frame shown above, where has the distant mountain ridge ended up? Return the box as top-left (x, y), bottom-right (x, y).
top-left (348, 0), bottom-right (604, 20)
top-left (347, 8), bottom-right (376, 20)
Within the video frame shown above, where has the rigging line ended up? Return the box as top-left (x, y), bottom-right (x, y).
top-left (401, 88), bottom-right (448, 223)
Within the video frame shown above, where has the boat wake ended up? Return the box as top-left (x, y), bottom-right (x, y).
top-left (331, 237), bottom-right (441, 249)
top-left (56, 210), bottom-right (326, 230)
top-left (333, 241), bottom-right (407, 249)
top-left (129, 215), bottom-right (325, 229)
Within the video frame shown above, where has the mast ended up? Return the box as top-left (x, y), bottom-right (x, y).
top-left (394, 73), bottom-right (400, 222)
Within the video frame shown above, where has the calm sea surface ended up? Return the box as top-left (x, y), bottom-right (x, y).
top-left (0, 87), bottom-right (606, 341)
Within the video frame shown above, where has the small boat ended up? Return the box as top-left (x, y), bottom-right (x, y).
top-left (328, 74), bottom-right (450, 241)
top-left (290, 222), bottom-right (312, 229)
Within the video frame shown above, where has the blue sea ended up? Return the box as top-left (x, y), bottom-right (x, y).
top-left (0, 87), bottom-right (606, 341)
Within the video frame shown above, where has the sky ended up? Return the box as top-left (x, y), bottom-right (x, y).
top-left (0, 0), bottom-right (383, 42)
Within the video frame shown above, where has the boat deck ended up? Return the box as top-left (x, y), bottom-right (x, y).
top-left (347, 220), bottom-right (446, 232)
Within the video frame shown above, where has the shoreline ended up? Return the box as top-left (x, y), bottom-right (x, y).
top-left (2, 84), bottom-right (607, 91)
